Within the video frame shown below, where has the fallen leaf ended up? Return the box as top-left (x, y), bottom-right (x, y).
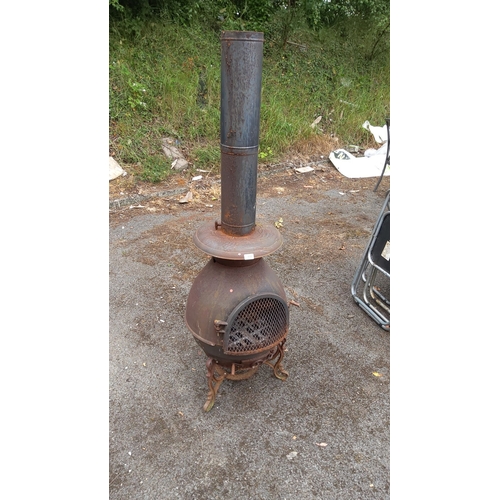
top-left (179, 191), bottom-right (193, 204)
top-left (310, 115), bottom-right (322, 128)
top-left (289, 299), bottom-right (300, 308)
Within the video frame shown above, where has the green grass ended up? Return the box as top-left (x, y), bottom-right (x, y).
top-left (109, 16), bottom-right (389, 182)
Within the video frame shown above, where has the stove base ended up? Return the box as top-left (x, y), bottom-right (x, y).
top-left (203, 341), bottom-right (288, 412)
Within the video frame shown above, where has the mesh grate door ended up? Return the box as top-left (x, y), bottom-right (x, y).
top-left (223, 294), bottom-right (288, 354)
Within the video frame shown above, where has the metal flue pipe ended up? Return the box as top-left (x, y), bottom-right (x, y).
top-left (220, 31), bottom-right (264, 236)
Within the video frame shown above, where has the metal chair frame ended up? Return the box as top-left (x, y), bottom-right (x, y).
top-left (351, 191), bottom-right (390, 330)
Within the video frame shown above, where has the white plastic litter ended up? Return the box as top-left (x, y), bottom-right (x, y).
top-left (364, 141), bottom-right (387, 158)
top-left (362, 120), bottom-right (388, 144)
top-left (109, 156), bottom-right (126, 181)
top-left (329, 149), bottom-right (389, 179)
top-left (329, 119), bottom-right (390, 178)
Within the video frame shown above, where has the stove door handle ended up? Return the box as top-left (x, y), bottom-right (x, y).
top-left (214, 320), bottom-right (228, 334)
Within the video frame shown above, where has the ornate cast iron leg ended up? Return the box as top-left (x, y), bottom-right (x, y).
top-left (204, 358), bottom-right (260, 412)
top-left (204, 358), bottom-right (227, 412)
top-left (263, 340), bottom-right (289, 381)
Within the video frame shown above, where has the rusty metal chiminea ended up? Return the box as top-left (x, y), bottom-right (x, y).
top-left (185, 31), bottom-right (289, 412)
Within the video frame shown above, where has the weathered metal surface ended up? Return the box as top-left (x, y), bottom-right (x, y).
top-left (193, 220), bottom-right (282, 259)
top-left (220, 31), bottom-right (264, 236)
top-left (185, 257), bottom-right (288, 363)
top-left (185, 32), bottom-right (290, 411)
top-left (203, 342), bottom-right (288, 412)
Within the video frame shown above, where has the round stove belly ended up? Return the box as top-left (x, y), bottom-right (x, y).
top-left (185, 257), bottom-right (289, 364)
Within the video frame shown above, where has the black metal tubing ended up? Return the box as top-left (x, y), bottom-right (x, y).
top-left (373, 117), bottom-right (390, 192)
top-left (220, 31), bottom-right (264, 236)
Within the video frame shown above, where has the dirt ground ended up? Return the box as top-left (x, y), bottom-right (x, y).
top-left (109, 153), bottom-right (387, 222)
top-left (109, 156), bottom-right (390, 500)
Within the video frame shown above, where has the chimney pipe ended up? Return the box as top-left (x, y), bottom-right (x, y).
top-left (191, 30), bottom-right (281, 260)
top-left (220, 31), bottom-right (264, 236)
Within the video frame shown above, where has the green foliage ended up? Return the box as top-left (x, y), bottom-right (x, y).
top-left (258, 146), bottom-right (273, 159)
top-left (109, 0), bottom-right (124, 12)
top-left (109, 2), bottom-right (390, 182)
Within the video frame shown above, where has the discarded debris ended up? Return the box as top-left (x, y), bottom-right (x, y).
top-left (286, 451), bottom-right (298, 460)
top-left (275, 217), bottom-right (283, 228)
top-left (162, 138), bottom-right (189, 171)
top-left (372, 372), bottom-right (382, 377)
top-left (129, 205), bottom-right (145, 209)
top-left (315, 443), bottom-right (328, 447)
top-left (192, 175), bottom-right (203, 181)
top-left (330, 148), bottom-right (388, 179)
top-left (179, 191), bottom-right (193, 204)
top-left (362, 120), bottom-right (387, 144)
top-left (109, 156), bottom-right (126, 181)
top-left (310, 115), bottom-right (322, 128)
top-left (295, 166), bottom-right (315, 174)
top-left (332, 149), bottom-right (353, 161)
top-left (289, 299), bottom-right (300, 308)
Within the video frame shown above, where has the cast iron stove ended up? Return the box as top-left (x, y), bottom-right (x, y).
top-left (185, 31), bottom-right (290, 411)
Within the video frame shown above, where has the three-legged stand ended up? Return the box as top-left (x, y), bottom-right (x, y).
top-left (203, 341), bottom-right (289, 412)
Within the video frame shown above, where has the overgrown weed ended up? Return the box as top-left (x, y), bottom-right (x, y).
top-left (109, 16), bottom-right (389, 183)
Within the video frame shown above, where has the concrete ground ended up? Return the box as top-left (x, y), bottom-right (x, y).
top-left (109, 163), bottom-right (390, 499)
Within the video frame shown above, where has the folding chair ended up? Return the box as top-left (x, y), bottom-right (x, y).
top-left (373, 117), bottom-right (390, 192)
top-left (351, 191), bottom-right (390, 330)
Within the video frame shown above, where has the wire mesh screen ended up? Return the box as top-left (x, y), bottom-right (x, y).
top-left (224, 296), bottom-right (288, 354)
